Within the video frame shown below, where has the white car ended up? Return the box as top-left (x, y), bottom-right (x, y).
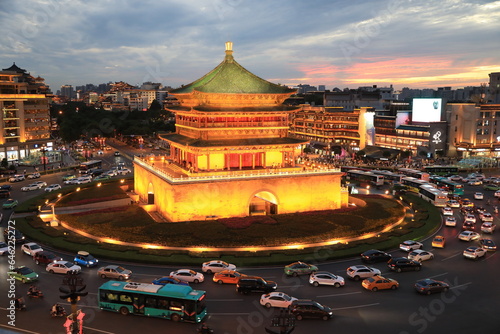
top-left (474, 192), bottom-right (484, 200)
top-left (465, 214), bottom-right (476, 223)
top-left (481, 222), bottom-right (496, 233)
top-left (449, 175), bottom-right (462, 182)
top-left (116, 168), bottom-right (131, 175)
top-left (202, 260), bottom-right (236, 274)
top-left (9, 175), bottom-right (25, 182)
top-left (446, 200), bottom-right (460, 208)
top-left (445, 216), bottom-right (457, 227)
top-left (21, 242), bottom-right (43, 256)
top-left (45, 184), bottom-right (62, 192)
top-left (458, 231), bottom-right (480, 241)
top-left (169, 269), bottom-right (204, 283)
top-left (0, 242), bottom-right (9, 255)
top-left (46, 261), bottom-right (81, 274)
top-left (495, 190), bottom-right (500, 198)
top-left (309, 271), bottom-right (345, 287)
top-left (103, 170), bottom-right (118, 177)
top-left (259, 292), bottom-right (297, 309)
top-left (74, 177), bottom-right (92, 184)
top-left (442, 207), bottom-right (453, 216)
top-left (21, 183), bottom-right (41, 191)
top-left (27, 173), bottom-right (41, 179)
top-left (408, 249), bottom-right (434, 262)
top-left (399, 240), bottom-right (423, 252)
top-left (463, 246), bottom-right (487, 259)
top-left (480, 212), bottom-right (493, 222)
top-left (346, 265), bottom-right (381, 281)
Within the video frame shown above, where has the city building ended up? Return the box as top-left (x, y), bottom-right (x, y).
top-left (133, 42), bottom-right (347, 222)
top-left (0, 63), bottom-right (55, 164)
top-left (489, 72), bottom-right (500, 104)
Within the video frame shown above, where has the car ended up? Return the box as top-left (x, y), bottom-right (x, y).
top-left (96, 150), bottom-right (104, 155)
top-left (45, 184), bottom-right (62, 192)
top-left (0, 189), bottom-right (10, 198)
top-left (460, 199), bottom-right (474, 208)
top-left (46, 261), bottom-right (82, 274)
top-left (309, 271), bottom-right (345, 287)
top-left (468, 180), bottom-right (483, 186)
top-left (9, 175), bottom-right (25, 182)
top-left (360, 249), bottom-right (391, 263)
top-left (236, 276), bottom-right (278, 294)
top-left (399, 240), bottom-right (423, 252)
top-left (114, 151), bottom-right (121, 156)
top-left (62, 174), bottom-right (76, 181)
top-left (483, 184), bottom-right (500, 191)
top-left (0, 184), bottom-right (12, 191)
top-left (0, 241), bottom-right (9, 255)
top-left (90, 169), bottom-right (104, 177)
top-left (2, 199), bottom-right (18, 209)
top-left (475, 206), bottom-right (487, 214)
top-left (481, 222), bottom-right (496, 234)
top-left (7, 266), bottom-right (38, 283)
top-left (21, 183), bottom-right (41, 192)
top-left (202, 260), bottom-right (236, 274)
top-left (21, 242), bottom-right (43, 256)
top-left (448, 175), bottom-right (462, 181)
top-left (33, 181), bottom-right (47, 187)
top-left (103, 170), bottom-right (118, 177)
top-left (290, 300), bottom-right (333, 321)
top-left (3, 228), bottom-right (25, 244)
top-left (474, 192), bottom-right (484, 200)
top-left (33, 251), bottom-right (62, 265)
top-left (260, 292), bottom-right (298, 309)
top-left (464, 213), bottom-right (476, 223)
top-left (441, 207), bottom-right (453, 216)
top-left (414, 279), bottom-right (450, 295)
top-left (284, 261), bottom-right (318, 277)
top-left (362, 275), bottom-right (399, 291)
top-left (458, 231), bottom-right (481, 241)
top-left (408, 249), bottom-right (434, 262)
top-left (116, 168), bottom-right (132, 175)
top-left (26, 172), bottom-right (40, 179)
top-left (479, 238), bottom-right (497, 251)
top-left (432, 235), bottom-right (446, 248)
top-left (74, 251), bottom-right (98, 267)
top-left (212, 270), bottom-right (246, 284)
top-left (446, 200), bottom-right (460, 208)
top-left (93, 175), bottom-right (110, 182)
top-left (152, 276), bottom-right (189, 286)
top-left (462, 221), bottom-right (475, 231)
top-left (480, 212), bottom-right (493, 222)
top-left (387, 257), bottom-right (422, 272)
top-left (74, 177), bottom-right (92, 184)
top-left (98, 265), bottom-right (132, 280)
top-left (346, 265), bottom-right (381, 281)
top-left (445, 216), bottom-right (457, 227)
top-left (463, 246), bottom-right (487, 259)
top-left (169, 269), bottom-right (204, 283)
top-left (495, 190), bottom-right (500, 198)
top-left (483, 176), bottom-right (498, 183)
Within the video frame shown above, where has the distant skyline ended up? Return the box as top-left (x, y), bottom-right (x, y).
top-left (1, 0), bottom-right (500, 92)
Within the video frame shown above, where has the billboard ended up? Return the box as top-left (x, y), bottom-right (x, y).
top-left (412, 98), bottom-right (442, 123)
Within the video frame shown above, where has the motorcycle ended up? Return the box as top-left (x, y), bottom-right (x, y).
top-left (50, 305), bottom-right (67, 317)
top-left (15, 298), bottom-right (26, 311)
top-left (198, 324), bottom-right (214, 334)
top-left (27, 290), bottom-right (44, 298)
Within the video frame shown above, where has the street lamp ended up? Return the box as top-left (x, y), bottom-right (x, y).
top-left (40, 145), bottom-right (48, 171)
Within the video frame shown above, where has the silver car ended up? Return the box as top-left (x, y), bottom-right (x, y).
top-left (98, 265), bottom-right (132, 280)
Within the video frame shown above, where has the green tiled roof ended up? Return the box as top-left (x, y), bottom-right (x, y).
top-left (172, 52), bottom-right (294, 95)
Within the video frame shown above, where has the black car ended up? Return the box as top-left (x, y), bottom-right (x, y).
top-left (90, 169), bottom-right (104, 177)
top-left (479, 238), bottom-right (497, 251)
top-left (3, 228), bottom-right (25, 244)
top-left (0, 185), bottom-right (12, 191)
top-left (290, 300), bottom-right (333, 321)
top-left (236, 276), bottom-right (277, 294)
top-left (387, 257), bottom-right (422, 272)
top-left (414, 279), bottom-right (449, 295)
top-left (361, 249), bottom-right (392, 263)
top-left (462, 221), bottom-right (475, 231)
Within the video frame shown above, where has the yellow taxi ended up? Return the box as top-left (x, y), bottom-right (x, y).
top-left (432, 235), bottom-right (446, 248)
top-left (362, 275), bottom-right (399, 291)
top-left (212, 270), bottom-right (246, 284)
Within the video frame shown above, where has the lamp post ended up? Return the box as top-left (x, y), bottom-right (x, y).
top-left (40, 146), bottom-right (48, 171)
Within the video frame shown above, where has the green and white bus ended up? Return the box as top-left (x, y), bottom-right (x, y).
top-left (98, 281), bottom-right (207, 323)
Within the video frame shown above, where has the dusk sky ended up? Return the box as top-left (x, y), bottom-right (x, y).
top-left (1, 0), bottom-right (500, 92)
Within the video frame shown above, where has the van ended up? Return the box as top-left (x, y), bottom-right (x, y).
top-left (33, 251), bottom-right (62, 265)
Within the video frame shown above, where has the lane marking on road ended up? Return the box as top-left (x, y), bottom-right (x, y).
top-left (60, 302), bottom-right (101, 309)
top-left (332, 303), bottom-right (380, 311)
top-left (209, 313), bottom-right (251, 316)
top-left (482, 253), bottom-right (496, 262)
top-left (316, 291), bottom-right (362, 298)
top-left (450, 282), bottom-right (472, 290)
top-left (83, 326), bottom-right (116, 334)
top-left (128, 273), bottom-right (159, 277)
top-left (0, 324), bottom-right (41, 334)
top-left (441, 252), bottom-right (462, 261)
top-left (279, 285), bottom-right (304, 288)
top-left (418, 272), bottom-right (448, 280)
top-left (206, 299), bottom-right (244, 302)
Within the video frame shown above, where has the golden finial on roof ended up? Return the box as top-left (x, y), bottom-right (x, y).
top-left (225, 41), bottom-right (234, 62)
top-left (225, 41), bottom-right (233, 51)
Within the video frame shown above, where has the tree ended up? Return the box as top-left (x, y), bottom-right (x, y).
top-left (1, 158), bottom-right (8, 169)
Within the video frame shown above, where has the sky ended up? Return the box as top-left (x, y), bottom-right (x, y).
top-left (1, 0), bottom-right (500, 92)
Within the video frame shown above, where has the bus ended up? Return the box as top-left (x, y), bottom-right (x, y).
top-left (79, 160), bottom-right (102, 173)
top-left (98, 281), bottom-right (207, 323)
top-left (424, 165), bottom-right (460, 175)
top-left (401, 177), bottom-right (435, 193)
top-left (418, 184), bottom-right (448, 207)
top-left (371, 170), bottom-right (404, 184)
top-left (430, 176), bottom-right (465, 196)
top-left (397, 168), bottom-right (430, 181)
top-left (345, 170), bottom-right (384, 187)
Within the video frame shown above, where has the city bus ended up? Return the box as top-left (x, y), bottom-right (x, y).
top-left (424, 165), bottom-right (460, 175)
top-left (371, 170), bottom-right (404, 184)
top-left (418, 184), bottom-right (448, 207)
top-left (430, 176), bottom-right (465, 196)
top-left (398, 168), bottom-right (430, 181)
top-left (98, 281), bottom-right (207, 323)
top-left (401, 177), bottom-right (435, 193)
top-left (79, 160), bottom-right (102, 173)
top-left (345, 170), bottom-right (384, 187)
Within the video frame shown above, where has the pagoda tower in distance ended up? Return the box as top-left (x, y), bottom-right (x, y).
top-left (134, 42), bottom-right (348, 222)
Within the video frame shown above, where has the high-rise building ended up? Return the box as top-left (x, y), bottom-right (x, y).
top-left (489, 72), bottom-right (500, 103)
top-left (60, 84), bottom-right (74, 100)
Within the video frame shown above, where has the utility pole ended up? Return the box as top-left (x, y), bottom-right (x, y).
top-left (60, 271), bottom-right (88, 334)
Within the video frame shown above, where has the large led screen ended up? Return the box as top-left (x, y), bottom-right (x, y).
top-left (412, 98), bottom-right (442, 123)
